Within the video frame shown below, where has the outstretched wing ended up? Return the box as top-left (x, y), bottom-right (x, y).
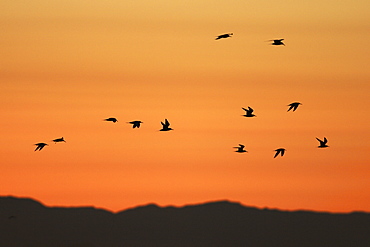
top-left (165, 119), bottom-right (170, 127)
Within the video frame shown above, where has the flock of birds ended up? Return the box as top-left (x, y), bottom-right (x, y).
top-left (34, 33), bottom-right (328, 158)
top-left (33, 118), bottom-right (172, 151)
top-left (235, 103), bottom-right (329, 158)
top-left (215, 33), bottom-right (285, 46)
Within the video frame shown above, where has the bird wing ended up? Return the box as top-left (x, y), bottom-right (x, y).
top-left (323, 137), bottom-right (328, 144)
top-left (316, 137), bottom-right (324, 144)
top-left (274, 151), bottom-right (279, 158)
top-left (281, 149), bottom-right (285, 156)
top-left (165, 119), bottom-right (170, 126)
top-left (248, 107), bottom-right (254, 113)
top-left (239, 144), bottom-right (245, 149)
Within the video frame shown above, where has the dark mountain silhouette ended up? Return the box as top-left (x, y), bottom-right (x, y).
top-left (1, 196), bottom-right (369, 247)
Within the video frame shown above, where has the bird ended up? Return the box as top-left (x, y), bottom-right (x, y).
top-left (52, 137), bottom-right (66, 143)
top-left (234, 144), bottom-right (247, 153)
top-left (242, 107), bottom-right (256, 117)
top-left (274, 148), bottom-right (286, 158)
top-left (215, 33), bottom-right (233, 40)
top-left (34, 143), bottom-right (48, 151)
top-left (104, 117), bottom-right (118, 123)
top-left (316, 137), bottom-right (329, 148)
top-left (160, 119), bottom-right (173, 131)
top-left (287, 102), bottom-right (302, 112)
top-left (269, 39), bottom-right (285, 46)
top-left (128, 121), bottom-right (143, 128)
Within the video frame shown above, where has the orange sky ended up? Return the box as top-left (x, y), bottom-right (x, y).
top-left (1, 0), bottom-right (369, 212)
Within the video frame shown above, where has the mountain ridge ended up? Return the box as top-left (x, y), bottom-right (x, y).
top-left (1, 196), bottom-right (369, 247)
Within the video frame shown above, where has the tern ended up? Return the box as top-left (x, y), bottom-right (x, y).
top-left (104, 118), bottom-right (118, 123)
top-left (274, 148), bottom-right (286, 158)
top-left (34, 143), bottom-right (48, 151)
top-left (242, 107), bottom-right (256, 117)
top-left (269, 39), bottom-right (285, 46)
top-left (128, 121), bottom-right (143, 128)
top-left (287, 102), bottom-right (302, 112)
top-left (160, 119), bottom-right (173, 131)
top-left (316, 137), bottom-right (329, 148)
top-left (52, 137), bottom-right (66, 143)
top-left (234, 144), bottom-right (247, 153)
top-left (215, 33), bottom-right (233, 40)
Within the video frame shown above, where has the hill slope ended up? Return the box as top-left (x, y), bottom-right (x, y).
top-left (1, 196), bottom-right (369, 247)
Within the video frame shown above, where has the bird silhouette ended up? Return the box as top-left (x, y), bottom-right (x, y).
top-left (242, 107), bottom-right (256, 117)
top-left (128, 121), bottom-right (143, 128)
top-left (52, 137), bottom-right (66, 143)
top-left (215, 33), bottom-right (233, 40)
top-left (104, 117), bottom-right (118, 123)
top-left (274, 148), bottom-right (286, 158)
top-left (316, 137), bottom-right (329, 148)
top-left (160, 119), bottom-right (173, 131)
top-left (287, 102), bottom-right (302, 112)
top-left (34, 143), bottom-right (48, 151)
top-left (234, 144), bottom-right (247, 153)
top-left (269, 39), bottom-right (285, 46)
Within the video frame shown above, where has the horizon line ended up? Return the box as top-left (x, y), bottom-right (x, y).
top-left (2, 194), bottom-right (368, 214)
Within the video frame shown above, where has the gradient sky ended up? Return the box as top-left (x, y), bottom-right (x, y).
top-left (1, 0), bottom-right (369, 212)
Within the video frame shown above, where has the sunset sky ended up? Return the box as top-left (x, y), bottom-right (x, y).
top-left (1, 0), bottom-right (369, 213)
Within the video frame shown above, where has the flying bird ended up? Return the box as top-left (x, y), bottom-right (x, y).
top-left (316, 137), bottom-right (329, 148)
top-left (274, 148), bottom-right (286, 158)
top-left (242, 107), bottom-right (256, 117)
top-left (52, 137), bottom-right (66, 143)
top-left (160, 119), bottom-right (173, 131)
top-left (128, 121), bottom-right (143, 128)
top-left (104, 117), bottom-right (118, 123)
top-left (269, 39), bottom-right (285, 46)
top-left (287, 102), bottom-right (302, 112)
top-left (234, 144), bottom-right (247, 153)
top-left (34, 143), bottom-right (48, 151)
top-left (215, 33), bottom-right (233, 40)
